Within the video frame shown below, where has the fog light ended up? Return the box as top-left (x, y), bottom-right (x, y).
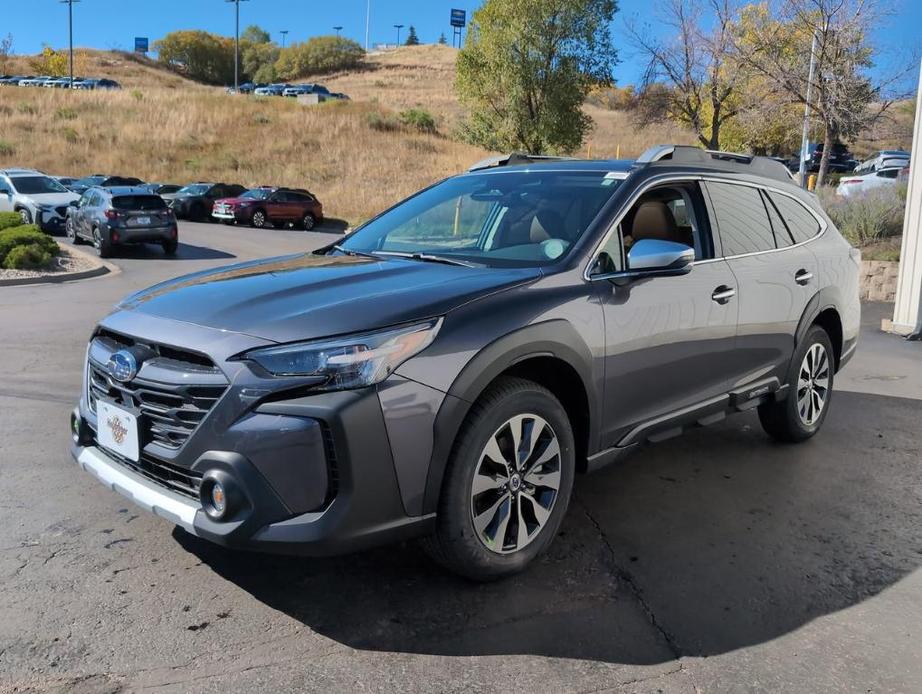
top-left (211, 482), bottom-right (226, 514)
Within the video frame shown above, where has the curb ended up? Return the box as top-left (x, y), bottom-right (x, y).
top-left (0, 241), bottom-right (120, 288)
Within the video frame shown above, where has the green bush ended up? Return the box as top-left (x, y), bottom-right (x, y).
top-left (366, 111), bottom-right (400, 133)
top-left (398, 108), bottom-right (438, 134)
top-left (0, 140), bottom-right (14, 156)
top-left (816, 184), bottom-right (906, 247)
top-left (0, 211), bottom-right (23, 230)
top-left (274, 35), bottom-right (364, 80)
top-left (54, 107), bottom-right (78, 120)
top-left (3, 244), bottom-right (52, 270)
top-left (0, 225), bottom-right (59, 266)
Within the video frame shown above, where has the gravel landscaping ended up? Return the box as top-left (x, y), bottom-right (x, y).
top-left (0, 244), bottom-right (99, 282)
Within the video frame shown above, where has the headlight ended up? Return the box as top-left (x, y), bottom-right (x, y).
top-left (236, 319), bottom-right (442, 390)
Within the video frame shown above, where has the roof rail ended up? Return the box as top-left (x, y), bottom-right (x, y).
top-left (636, 144), bottom-right (795, 183)
top-left (468, 152), bottom-right (576, 172)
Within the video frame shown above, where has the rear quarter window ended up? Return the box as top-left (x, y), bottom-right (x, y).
top-left (706, 182), bottom-right (776, 255)
top-left (767, 193), bottom-right (821, 244)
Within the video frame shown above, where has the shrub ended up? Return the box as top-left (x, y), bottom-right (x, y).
top-left (0, 224), bottom-right (59, 266)
top-left (54, 107), bottom-right (78, 120)
top-left (816, 184), bottom-right (905, 247)
top-left (3, 244), bottom-right (52, 270)
top-left (61, 127), bottom-right (79, 144)
top-left (399, 108), bottom-right (438, 134)
top-left (0, 211), bottom-right (22, 230)
top-left (367, 111), bottom-right (400, 133)
top-left (0, 140), bottom-right (14, 156)
top-left (275, 36), bottom-right (364, 80)
top-left (130, 89), bottom-right (144, 101)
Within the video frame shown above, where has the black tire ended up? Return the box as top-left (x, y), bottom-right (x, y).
top-left (162, 239), bottom-right (178, 256)
top-left (301, 212), bottom-right (317, 231)
top-left (17, 208), bottom-right (32, 225)
top-left (251, 209), bottom-right (268, 228)
top-left (92, 226), bottom-right (112, 259)
top-left (423, 376), bottom-right (575, 581)
top-left (758, 325), bottom-right (835, 443)
top-left (65, 217), bottom-right (81, 244)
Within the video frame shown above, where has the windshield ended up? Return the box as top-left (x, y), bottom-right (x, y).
top-left (337, 170), bottom-right (623, 267)
top-left (240, 188), bottom-right (271, 200)
top-left (178, 184), bottom-right (211, 196)
top-left (10, 176), bottom-right (69, 195)
top-left (75, 176), bottom-right (104, 187)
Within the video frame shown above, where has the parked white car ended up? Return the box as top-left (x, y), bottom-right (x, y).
top-left (0, 168), bottom-right (80, 232)
top-left (836, 167), bottom-right (902, 197)
top-left (854, 150), bottom-right (910, 174)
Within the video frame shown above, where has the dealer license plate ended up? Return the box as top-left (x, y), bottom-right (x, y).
top-left (96, 400), bottom-right (140, 462)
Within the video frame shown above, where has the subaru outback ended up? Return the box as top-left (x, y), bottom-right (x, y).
top-left (71, 146), bottom-right (860, 580)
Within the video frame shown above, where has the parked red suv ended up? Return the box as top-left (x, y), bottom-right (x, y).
top-left (212, 187), bottom-right (323, 230)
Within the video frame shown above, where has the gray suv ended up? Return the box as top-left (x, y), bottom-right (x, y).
top-left (70, 146), bottom-right (860, 580)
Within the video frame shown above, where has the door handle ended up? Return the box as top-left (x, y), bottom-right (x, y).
top-left (712, 286), bottom-right (735, 304)
top-left (795, 269), bottom-right (813, 285)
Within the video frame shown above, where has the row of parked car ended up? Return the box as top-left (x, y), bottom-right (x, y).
top-left (0, 168), bottom-right (324, 259)
top-left (229, 81), bottom-right (349, 100)
top-left (0, 75), bottom-right (122, 90)
top-left (836, 150), bottom-right (911, 197)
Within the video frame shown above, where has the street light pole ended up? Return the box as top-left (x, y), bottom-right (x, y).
top-left (365, 0), bottom-right (371, 52)
top-left (393, 24), bottom-right (404, 47)
top-left (333, 26), bottom-right (343, 36)
top-left (280, 29), bottom-right (288, 48)
top-left (798, 30), bottom-right (820, 188)
top-left (60, 0), bottom-right (80, 88)
top-left (225, 0), bottom-right (249, 93)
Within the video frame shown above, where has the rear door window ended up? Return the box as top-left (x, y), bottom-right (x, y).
top-left (706, 182), bottom-right (775, 256)
top-left (767, 193), bottom-right (821, 244)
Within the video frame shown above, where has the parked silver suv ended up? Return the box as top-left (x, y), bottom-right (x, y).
top-left (0, 168), bottom-right (80, 233)
top-left (71, 146), bottom-right (860, 580)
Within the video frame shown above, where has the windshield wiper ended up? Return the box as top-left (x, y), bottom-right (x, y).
top-left (374, 251), bottom-right (479, 268)
top-left (331, 244), bottom-right (380, 259)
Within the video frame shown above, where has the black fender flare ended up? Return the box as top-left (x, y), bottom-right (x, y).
top-left (420, 319), bottom-right (599, 515)
top-left (792, 286), bottom-right (844, 375)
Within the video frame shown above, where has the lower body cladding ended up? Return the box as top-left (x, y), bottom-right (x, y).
top-left (71, 383), bottom-right (440, 556)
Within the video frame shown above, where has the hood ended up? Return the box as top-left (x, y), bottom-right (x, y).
top-left (118, 252), bottom-right (540, 343)
top-left (160, 192), bottom-right (180, 201)
top-left (23, 192), bottom-right (80, 206)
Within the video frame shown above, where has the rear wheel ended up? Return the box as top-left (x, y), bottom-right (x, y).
top-left (162, 239), bottom-right (178, 256)
top-left (423, 377), bottom-right (575, 581)
top-left (758, 325), bottom-right (834, 443)
top-left (251, 209), bottom-right (268, 228)
top-left (92, 226), bottom-right (112, 258)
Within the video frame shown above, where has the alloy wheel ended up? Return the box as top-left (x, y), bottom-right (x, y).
top-left (797, 343), bottom-right (830, 426)
top-left (470, 413), bottom-right (561, 555)
top-left (252, 211), bottom-right (266, 228)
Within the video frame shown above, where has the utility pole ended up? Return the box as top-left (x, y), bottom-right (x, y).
top-left (798, 30), bottom-right (820, 188)
top-left (60, 0), bottom-right (80, 88)
top-left (393, 24), bottom-right (404, 47)
top-left (225, 0), bottom-right (249, 93)
top-left (279, 29), bottom-right (288, 48)
top-left (365, 0), bottom-right (371, 52)
top-left (333, 26), bottom-right (343, 36)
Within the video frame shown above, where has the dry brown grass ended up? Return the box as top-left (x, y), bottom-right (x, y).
top-left (0, 45), bottom-right (699, 224)
top-left (0, 87), bottom-right (488, 224)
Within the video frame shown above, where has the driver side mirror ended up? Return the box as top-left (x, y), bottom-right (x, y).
top-left (592, 239), bottom-right (695, 286)
top-left (68, 199), bottom-right (79, 207)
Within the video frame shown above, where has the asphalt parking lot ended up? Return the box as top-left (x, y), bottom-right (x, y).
top-left (1, 222), bottom-right (920, 693)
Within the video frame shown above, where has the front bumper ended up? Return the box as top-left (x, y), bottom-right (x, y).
top-left (37, 210), bottom-right (66, 233)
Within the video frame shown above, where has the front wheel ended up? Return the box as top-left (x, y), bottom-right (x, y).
top-left (758, 325), bottom-right (835, 443)
top-left (251, 209), bottom-right (268, 228)
top-left (66, 217), bottom-right (81, 244)
top-left (18, 208), bottom-right (33, 225)
top-left (301, 212), bottom-right (316, 231)
top-left (423, 377), bottom-right (575, 581)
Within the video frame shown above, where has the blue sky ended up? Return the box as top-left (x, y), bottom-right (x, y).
top-left (2, 0), bottom-right (920, 88)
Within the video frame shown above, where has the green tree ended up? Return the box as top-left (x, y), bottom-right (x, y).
top-left (274, 35), bottom-right (364, 80)
top-left (242, 40), bottom-right (280, 81)
top-left (405, 26), bottom-right (420, 46)
top-left (438, 32), bottom-right (448, 45)
top-left (154, 30), bottom-right (236, 84)
top-left (241, 25), bottom-right (271, 44)
top-left (456, 0), bottom-right (619, 154)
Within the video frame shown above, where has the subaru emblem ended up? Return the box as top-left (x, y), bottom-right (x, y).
top-left (107, 350), bottom-right (138, 383)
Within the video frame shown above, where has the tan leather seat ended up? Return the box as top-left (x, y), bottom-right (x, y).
top-left (631, 201), bottom-right (679, 243)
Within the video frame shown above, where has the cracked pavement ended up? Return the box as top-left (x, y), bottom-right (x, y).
top-left (1, 223), bottom-right (920, 692)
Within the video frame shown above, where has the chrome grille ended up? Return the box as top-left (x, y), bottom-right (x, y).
top-left (87, 332), bottom-right (228, 451)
